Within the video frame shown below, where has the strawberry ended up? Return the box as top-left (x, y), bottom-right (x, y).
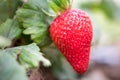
top-left (49, 0), bottom-right (93, 74)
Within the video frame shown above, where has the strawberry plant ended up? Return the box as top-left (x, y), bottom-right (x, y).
top-left (0, 0), bottom-right (93, 79)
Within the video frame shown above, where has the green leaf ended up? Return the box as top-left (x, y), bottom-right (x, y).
top-left (0, 0), bottom-right (22, 23)
top-left (16, 0), bottom-right (52, 47)
top-left (0, 43), bottom-right (51, 68)
top-left (23, 0), bottom-right (49, 11)
top-left (0, 19), bottom-right (21, 40)
top-left (0, 19), bottom-right (22, 48)
top-left (0, 54), bottom-right (27, 80)
top-left (0, 36), bottom-right (12, 48)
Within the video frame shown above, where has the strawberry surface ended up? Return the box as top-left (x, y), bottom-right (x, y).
top-left (50, 9), bottom-right (93, 74)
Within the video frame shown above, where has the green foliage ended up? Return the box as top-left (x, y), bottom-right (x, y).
top-left (23, 0), bottom-right (49, 10)
top-left (16, 0), bottom-right (52, 47)
top-left (0, 36), bottom-right (12, 48)
top-left (0, 19), bottom-right (21, 40)
top-left (0, 0), bottom-right (21, 23)
top-left (0, 54), bottom-right (27, 80)
top-left (0, 19), bottom-right (22, 48)
top-left (0, 43), bottom-right (51, 68)
top-left (0, 0), bottom-right (52, 79)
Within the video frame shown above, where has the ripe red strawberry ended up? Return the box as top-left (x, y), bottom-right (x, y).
top-left (50, 9), bottom-right (93, 74)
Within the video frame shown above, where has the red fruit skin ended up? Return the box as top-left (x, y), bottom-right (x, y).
top-left (50, 9), bottom-right (93, 74)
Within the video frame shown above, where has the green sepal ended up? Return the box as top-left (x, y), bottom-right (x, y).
top-left (50, 0), bottom-right (71, 15)
top-left (59, 0), bottom-right (70, 8)
top-left (52, 0), bottom-right (65, 9)
top-left (50, 1), bottom-right (64, 15)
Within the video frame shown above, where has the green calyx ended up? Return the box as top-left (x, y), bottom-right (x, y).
top-left (50, 0), bottom-right (73, 15)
